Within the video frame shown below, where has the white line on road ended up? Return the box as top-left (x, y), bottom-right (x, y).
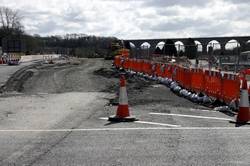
top-left (190, 108), bottom-right (217, 113)
top-left (99, 117), bottom-right (180, 127)
top-left (136, 121), bottom-right (180, 127)
top-left (0, 127), bottom-right (249, 132)
top-left (149, 112), bottom-right (233, 121)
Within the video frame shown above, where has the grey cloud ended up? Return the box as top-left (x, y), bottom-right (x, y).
top-left (194, 21), bottom-right (233, 37)
top-left (138, 17), bottom-right (234, 38)
top-left (229, 5), bottom-right (250, 21)
top-left (37, 20), bottom-right (61, 34)
top-left (6, 0), bottom-right (250, 38)
top-left (63, 7), bottom-right (86, 22)
top-left (227, 0), bottom-right (250, 4)
top-left (148, 18), bottom-right (208, 32)
top-left (142, 0), bottom-right (209, 8)
top-left (156, 8), bottom-right (180, 17)
top-left (20, 7), bottom-right (88, 35)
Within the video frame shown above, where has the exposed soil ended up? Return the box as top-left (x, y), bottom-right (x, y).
top-left (1, 58), bottom-right (207, 110)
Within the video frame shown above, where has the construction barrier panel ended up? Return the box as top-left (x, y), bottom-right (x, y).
top-left (175, 66), bottom-right (181, 85)
top-left (132, 59), bottom-right (137, 72)
top-left (151, 62), bottom-right (156, 76)
top-left (171, 65), bottom-right (177, 80)
top-left (204, 70), bottom-right (211, 97)
top-left (213, 71), bottom-right (223, 99)
top-left (123, 58), bottom-right (129, 70)
top-left (141, 60), bottom-right (147, 74)
top-left (160, 64), bottom-right (167, 78)
top-left (114, 56), bottom-right (121, 68)
top-left (190, 68), bottom-right (204, 93)
top-left (183, 68), bottom-right (191, 90)
top-left (160, 64), bottom-right (166, 78)
top-left (164, 64), bottom-right (172, 78)
top-left (118, 57), bottom-right (241, 103)
top-left (127, 58), bottom-right (132, 70)
top-left (135, 59), bottom-right (143, 73)
top-left (155, 63), bottom-right (163, 77)
top-left (133, 59), bottom-right (138, 72)
top-left (137, 59), bottom-right (143, 73)
top-left (145, 60), bottom-right (152, 75)
top-left (176, 67), bottom-right (191, 90)
top-left (221, 73), bottom-right (240, 103)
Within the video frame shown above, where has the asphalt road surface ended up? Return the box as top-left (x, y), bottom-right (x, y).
top-left (0, 58), bottom-right (249, 166)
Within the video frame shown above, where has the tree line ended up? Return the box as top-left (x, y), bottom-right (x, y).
top-left (0, 6), bottom-right (118, 58)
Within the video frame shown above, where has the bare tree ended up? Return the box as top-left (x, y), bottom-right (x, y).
top-left (0, 6), bottom-right (23, 34)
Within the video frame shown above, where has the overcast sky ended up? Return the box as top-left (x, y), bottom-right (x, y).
top-left (1, 0), bottom-right (250, 39)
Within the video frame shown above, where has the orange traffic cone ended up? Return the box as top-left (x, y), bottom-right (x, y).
top-left (236, 78), bottom-right (250, 124)
top-left (108, 74), bottom-right (137, 122)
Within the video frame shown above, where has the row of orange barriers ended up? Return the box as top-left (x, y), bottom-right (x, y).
top-left (114, 56), bottom-right (241, 104)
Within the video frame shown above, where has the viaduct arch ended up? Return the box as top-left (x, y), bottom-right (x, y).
top-left (123, 36), bottom-right (250, 56)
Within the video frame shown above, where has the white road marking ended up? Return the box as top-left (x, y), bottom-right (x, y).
top-left (190, 108), bottom-right (217, 113)
top-left (149, 112), bottom-right (233, 121)
top-left (136, 121), bottom-right (180, 127)
top-left (99, 117), bottom-right (108, 120)
top-left (0, 127), bottom-right (249, 132)
top-left (99, 117), bottom-right (180, 127)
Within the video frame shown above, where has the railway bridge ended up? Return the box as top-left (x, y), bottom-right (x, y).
top-left (123, 36), bottom-right (250, 56)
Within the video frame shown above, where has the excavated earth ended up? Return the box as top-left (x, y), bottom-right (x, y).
top-left (1, 58), bottom-right (207, 111)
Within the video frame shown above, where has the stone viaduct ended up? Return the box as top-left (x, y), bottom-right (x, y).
top-left (124, 36), bottom-right (250, 55)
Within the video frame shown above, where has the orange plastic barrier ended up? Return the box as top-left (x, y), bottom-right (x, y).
top-left (184, 68), bottom-right (192, 90)
top-left (175, 66), bottom-right (181, 85)
top-left (138, 60), bottom-right (143, 73)
top-left (221, 73), bottom-right (240, 103)
top-left (135, 59), bottom-right (143, 73)
top-left (134, 59), bottom-right (139, 72)
top-left (146, 61), bottom-right (152, 75)
top-left (171, 65), bottom-right (177, 80)
top-left (123, 58), bottom-right (129, 69)
top-left (127, 58), bottom-right (132, 69)
top-left (114, 56), bottom-right (121, 68)
top-left (151, 62), bottom-right (156, 76)
top-left (164, 64), bottom-right (172, 78)
top-left (213, 71), bottom-right (223, 99)
top-left (124, 58), bottom-right (241, 103)
top-left (160, 64), bottom-right (167, 78)
top-left (203, 71), bottom-right (222, 99)
top-left (190, 68), bottom-right (204, 93)
top-left (155, 63), bottom-right (163, 77)
top-left (142, 60), bottom-right (151, 75)
top-left (141, 60), bottom-right (147, 74)
top-left (131, 59), bottom-right (136, 71)
top-left (177, 67), bottom-right (191, 90)
top-left (133, 59), bottom-right (138, 72)
top-left (204, 70), bottom-right (211, 96)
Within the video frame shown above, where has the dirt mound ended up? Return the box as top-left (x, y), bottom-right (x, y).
top-left (93, 67), bottom-right (120, 78)
top-left (0, 64), bottom-right (40, 93)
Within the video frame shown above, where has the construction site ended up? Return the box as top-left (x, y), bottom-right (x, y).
top-left (0, 39), bottom-right (249, 165)
top-left (1, 1), bottom-right (250, 165)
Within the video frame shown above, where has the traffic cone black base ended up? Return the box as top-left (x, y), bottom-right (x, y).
top-left (229, 120), bottom-right (250, 125)
top-left (108, 116), bottom-right (137, 122)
